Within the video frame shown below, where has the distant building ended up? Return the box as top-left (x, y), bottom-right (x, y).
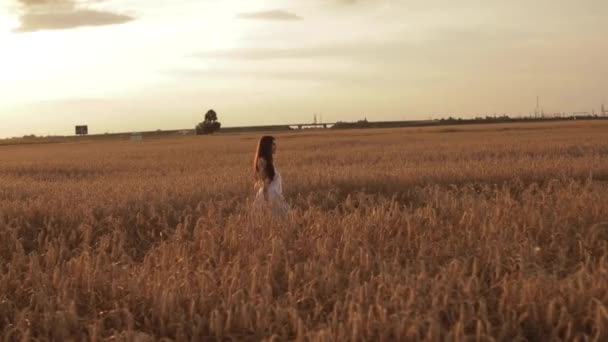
top-left (131, 132), bottom-right (143, 142)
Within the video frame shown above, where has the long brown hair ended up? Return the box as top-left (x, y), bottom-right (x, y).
top-left (254, 136), bottom-right (275, 181)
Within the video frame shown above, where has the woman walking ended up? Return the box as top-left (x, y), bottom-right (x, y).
top-left (253, 136), bottom-right (289, 217)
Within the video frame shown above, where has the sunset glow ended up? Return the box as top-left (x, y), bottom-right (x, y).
top-left (1, 0), bottom-right (607, 137)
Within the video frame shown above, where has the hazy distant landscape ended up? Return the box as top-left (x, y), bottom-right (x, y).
top-left (2, 115), bottom-right (606, 146)
top-left (1, 121), bottom-right (607, 340)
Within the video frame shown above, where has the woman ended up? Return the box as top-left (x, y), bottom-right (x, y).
top-left (253, 136), bottom-right (289, 217)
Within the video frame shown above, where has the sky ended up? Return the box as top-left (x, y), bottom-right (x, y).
top-left (0, 0), bottom-right (607, 137)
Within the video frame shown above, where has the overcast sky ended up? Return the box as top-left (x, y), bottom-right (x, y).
top-left (0, 0), bottom-right (606, 137)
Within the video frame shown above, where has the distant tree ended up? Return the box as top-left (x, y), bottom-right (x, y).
top-left (205, 109), bottom-right (218, 122)
top-left (196, 109), bottom-right (222, 135)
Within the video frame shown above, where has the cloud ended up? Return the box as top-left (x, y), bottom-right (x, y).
top-left (237, 9), bottom-right (302, 21)
top-left (190, 44), bottom-right (378, 60)
top-left (189, 28), bottom-right (552, 62)
top-left (13, 0), bottom-right (134, 32)
top-left (160, 66), bottom-right (406, 86)
top-left (14, 9), bottom-right (133, 32)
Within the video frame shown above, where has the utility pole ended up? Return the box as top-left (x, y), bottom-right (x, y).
top-left (602, 104), bottom-right (606, 117)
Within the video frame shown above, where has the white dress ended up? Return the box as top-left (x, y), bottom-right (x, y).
top-left (253, 166), bottom-right (290, 217)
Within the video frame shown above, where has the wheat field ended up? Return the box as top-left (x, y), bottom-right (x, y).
top-left (1, 121), bottom-right (607, 341)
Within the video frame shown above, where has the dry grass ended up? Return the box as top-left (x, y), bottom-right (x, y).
top-left (1, 120), bottom-right (608, 341)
